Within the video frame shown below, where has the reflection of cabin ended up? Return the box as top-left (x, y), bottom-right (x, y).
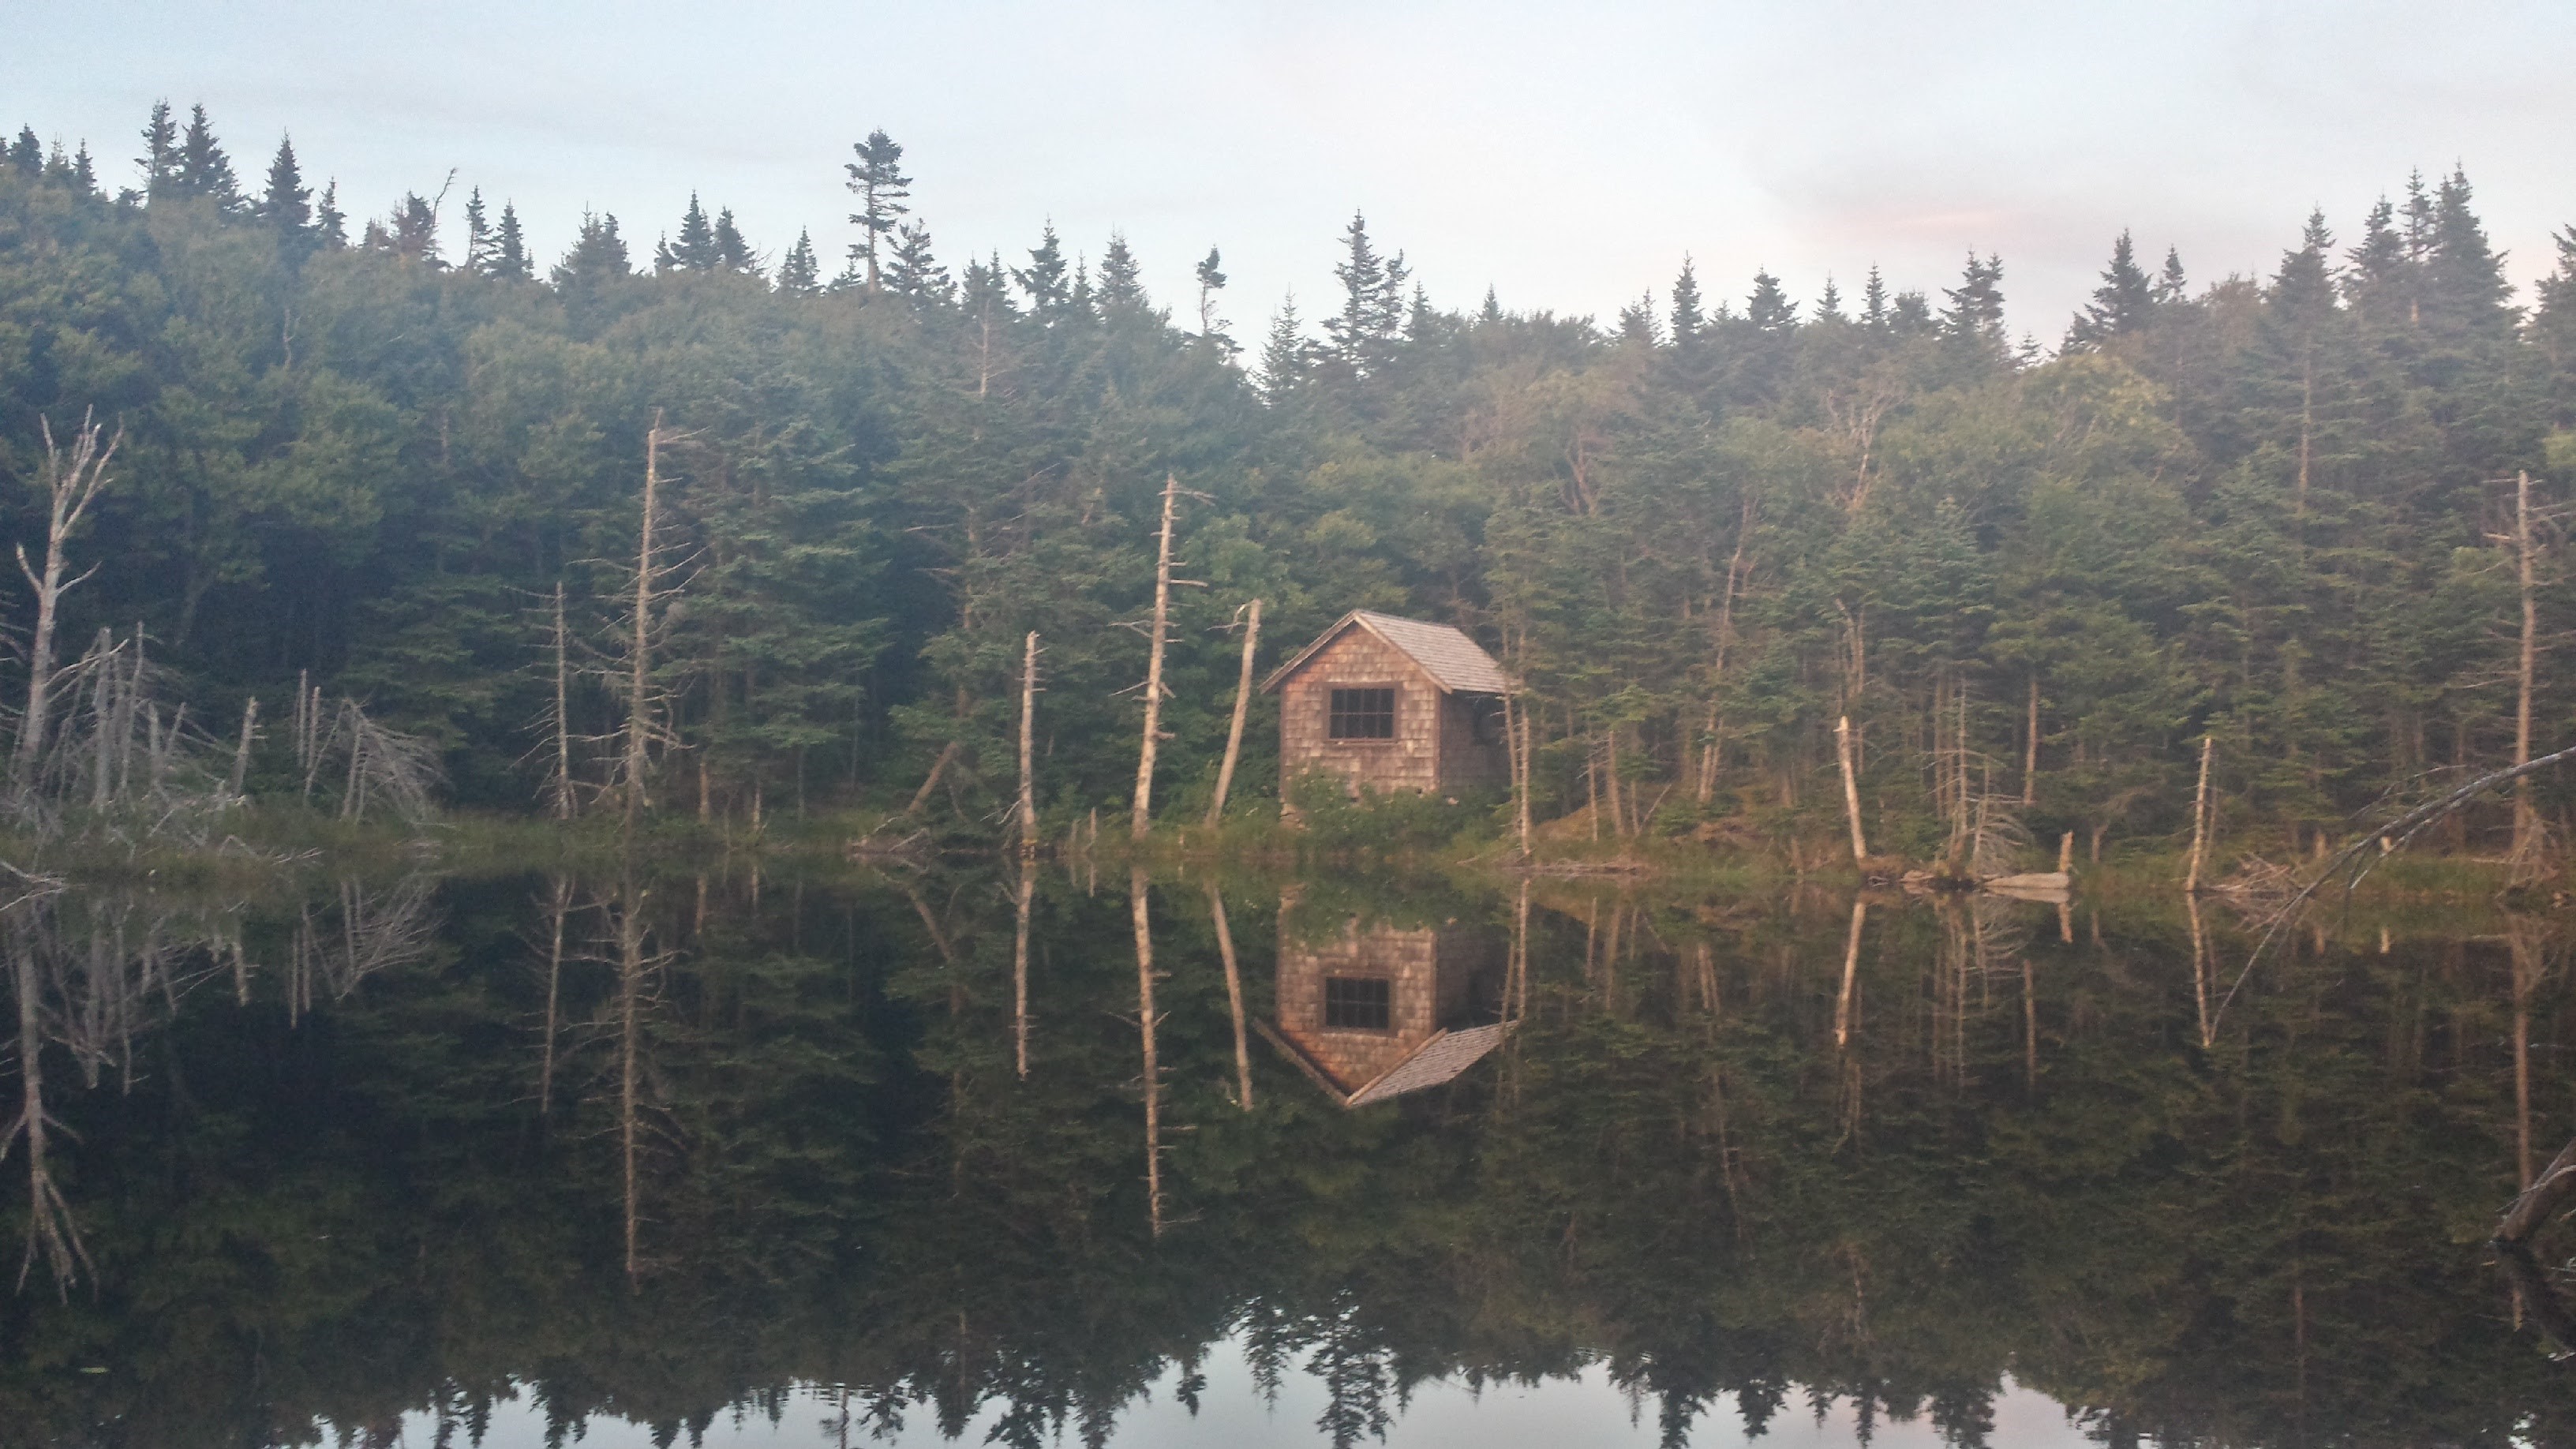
top-left (1262, 611), bottom-right (1511, 804)
top-left (1259, 915), bottom-right (1510, 1107)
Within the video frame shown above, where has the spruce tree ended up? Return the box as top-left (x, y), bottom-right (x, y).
top-left (489, 202), bottom-right (530, 280)
top-left (137, 100), bottom-right (178, 198)
top-left (383, 193), bottom-right (438, 264)
top-left (552, 211), bottom-right (631, 286)
top-left (315, 180), bottom-right (346, 246)
top-left (256, 136), bottom-right (311, 237)
top-left (2155, 247), bottom-right (2188, 305)
top-left (1194, 246), bottom-right (1228, 343)
top-left (961, 251), bottom-right (1017, 319)
top-left (2067, 231), bottom-right (2153, 349)
top-left (713, 208), bottom-right (756, 273)
top-left (1860, 265), bottom-right (1889, 329)
top-left (2272, 209), bottom-right (2338, 321)
top-left (1013, 224), bottom-right (1069, 315)
top-left (1479, 286), bottom-right (1503, 324)
top-left (1324, 212), bottom-right (1406, 372)
top-left (1746, 268), bottom-right (1797, 331)
top-left (1098, 233), bottom-right (1144, 309)
top-left (2428, 166), bottom-right (2511, 333)
top-left (175, 103), bottom-right (238, 208)
top-left (1815, 276), bottom-right (1845, 323)
top-left (844, 128), bottom-right (911, 293)
top-left (1260, 294), bottom-right (1311, 404)
top-left (1940, 253), bottom-right (2008, 361)
top-left (884, 222), bottom-right (946, 300)
top-left (461, 186), bottom-right (492, 272)
top-left (661, 193), bottom-right (718, 272)
top-left (1668, 256), bottom-right (1705, 344)
top-left (7, 128), bottom-right (39, 177)
top-left (777, 229), bottom-right (822, 295)
top-left (68, 142), bottom-right (95, 195)
top-left (1616, 292), bottom-right (1660, 345)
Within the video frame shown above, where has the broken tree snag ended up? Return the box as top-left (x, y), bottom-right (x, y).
top-left (1833, 715), bottom-right (1869, 863)
top-left (2512, 470), bottom-right (2544, 871)
top-left (12, 411), bottom-right (120, 792)
top-left (1833, 898), bottom-right (1866, 1050)
top-left (551, 581), bottom-right (575, 820)
top-left (2185, 735), bottom-right (2215, 894)
top-left (1207, 599), bottom-right (1261, 826)
top-left (906, 739), bottom-right (962, 816)
top-left (1017, 631), bottom-right (1039, 855)
top-left (1208, 886), bottom-right (1253, 1110)
top-left (1131, 473), bottom-right (1180, 839)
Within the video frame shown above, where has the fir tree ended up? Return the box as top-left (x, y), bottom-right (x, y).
top-left (2154, 246), bottom-right (2188, 305)
top-left (1617, 292), bottom-right (1660, 345)
top-left (2067, 230), bottom-right (2153, 349)
top-left (2347, 197), bottom-right (2405, 290)
top-left (883, 222), bottom-right (946, 300)
top-left (962, 251), bottom-right (1017, 319)
top-left (1479, 286), bottom-right (1503, 324)
top-left (713, 208), bottom-right (756, 274)
top-left (1194, 246), bottom-right (1229, 345)
top-left (256, 136), bottom-right (311, 237)
top-left (380, 193), bottom-right (440, 264)
top-left (1860, 265), bottom-right (1889, 329)
top-left (777, 229), bottom-right (822, 296)
top-left (1668, 256), bottom-right (1705, 344)
top-left (137, 100), bottom-right (178, 198)
top-left (2401, 169), bottom-right (2436, 260)
top-left (1324, 212), bottom-right (1406, 372)
top-left (1098, 233), bottom-right (1144, 309)
top-left (315, 180), bottom-right (347, 247)
top-left (660, 193), bottom-right (718, 273)
top-left (2272, 209), bottom-right (2338, 322)
top-left (7, 128), bottom-right (39, 178)
top-left (844, 128), bottom-right (911, 293)
top-left (1889, 290), bottom-right (1934, 335)
top-left (1815, 276), bottom-right (1845, 323)
top-left (2427, 166), bottom-right (2511, 332)
top-left (1260, 294), bottom-right (1311, 403)
top-left (1940, 252), bottom-right (2008, 360)
top-left (1013, 224), bottom-right (1070, 315)
top-left (552, 211), bottom-right (631, 287)
top-left (488, 203), bottom-right (530, 280)
top-left (461, 187), bottom-right (492, 272)
top-left (1746, 268), bottom-right (1797, 331)
top-left (175, 103), bottom-right (239, 208)
top-left (68, 141), bottom-right (95, 195)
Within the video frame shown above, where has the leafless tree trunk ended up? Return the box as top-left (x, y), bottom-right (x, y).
top-left (2185, 736), bottom-right (2215, 894)
top-left (620, 418), bottom-right (671, 833)
top-left (1833, 716), bottom-right (1868, 863)
top-left (1012, 858), bottom-right (1034, 1080)
top-left (549, 581), bottom-right (575, 820)
top-left (1206, 600), bottom-right (1260, 826)
top-left (1132, 474), bottom-right (1180, 839)
top-left (227, 696), bottom-right (258, 799)
top-left (11, 414), bottom-right (119, 792)
top-left (2022, 674), bottom-right (2039, 807)
top-left (1208, 886), bottom-right (1252, 1110)
top-left (1018, 631), bottom-right (1041, 852)
top-left (2511, 471), bottom-right (2545, 870)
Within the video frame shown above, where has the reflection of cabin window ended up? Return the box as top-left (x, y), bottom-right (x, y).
top-left (1324, 976), bottom-right (1392, 1029)
top-left (1328, 687), bottom-right (1396, 739)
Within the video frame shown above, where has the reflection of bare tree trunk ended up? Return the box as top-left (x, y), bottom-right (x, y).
top-left (540, 877), bottom-right (570, 1116)
top-left (617, 875), bottom-right (646, 1287)
top-left (1511, 880), bottom-right (1531, 1020)
top-left (1208, 887), bottom-right (1252, 1110)
top-left (1129, 870), bottom-right (1164, 1236)
top-left (2186, 891), bottom-right (2213, 1048)
top-left (1013, 859), bottom-right (1035, 1080)
top-left (2511, 923), bottom-right (2542, 1189)
top-left (2022, 953), bottom-right (2038, 1089)
top-left (6, 912), bottom-right (89, 1294)
top-left (1834, 898), bottom-right (1866, 1050)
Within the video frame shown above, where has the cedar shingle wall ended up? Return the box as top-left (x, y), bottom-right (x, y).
top-left (1436, 695), bottom-right (1510, 788)
top-left (1279, 633), bottom-right (1443, 798)
top-left (1275, 919), bottom-right (1442, 1093)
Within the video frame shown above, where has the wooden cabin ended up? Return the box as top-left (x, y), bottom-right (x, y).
top-left (1261, 610), bottom-right (1511, 803)
top-left (1257, 912), bottom-right (1510, 1107)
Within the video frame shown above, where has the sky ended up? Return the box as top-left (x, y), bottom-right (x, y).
top-left (9, 0), bottom-right (2576, 346)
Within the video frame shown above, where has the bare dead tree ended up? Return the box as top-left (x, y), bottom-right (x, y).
top-left (11, 412), bottom-right (120, 794)
top-left (1207, 600), bottom-right (1260, 825)
top-left (1131, 475), bottom-right (1181, 838)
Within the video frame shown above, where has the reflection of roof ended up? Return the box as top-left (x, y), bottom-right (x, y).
top-left (1257, 1018), bottom-right (1514, 1108)
top-left (1261, 610), bottom-right (1513, 696)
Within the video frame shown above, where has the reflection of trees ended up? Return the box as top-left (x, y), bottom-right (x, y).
top-left (2, 874), bottom-right (2573, 1449)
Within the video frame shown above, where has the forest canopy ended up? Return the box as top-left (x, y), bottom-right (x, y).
top-left (2, 105), bottom-right (2573, 858)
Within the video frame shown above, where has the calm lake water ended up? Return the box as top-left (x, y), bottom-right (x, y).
top-left (1, 860), bottom-right (2570, 1447)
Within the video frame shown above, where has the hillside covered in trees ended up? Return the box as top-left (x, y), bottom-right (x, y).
top-left (2, 104), bottom-right (2573, 860)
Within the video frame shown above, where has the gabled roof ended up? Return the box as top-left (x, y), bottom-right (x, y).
top-left (1260, 610), bottom-right (1512, 696)
top-left (1255, 1018), bottom-right (1516, 1109)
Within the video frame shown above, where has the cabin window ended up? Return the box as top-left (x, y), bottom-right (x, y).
top-left (1324, 976), bottom-right (1392, 1030)
top-left (1328, 687), bottom-right (1397, 740)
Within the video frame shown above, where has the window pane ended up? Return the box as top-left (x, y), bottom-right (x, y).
top-left (1328, 687), bottom-right (1395, 739)
top-left (1324, 976), bottom-right (1392, 1029)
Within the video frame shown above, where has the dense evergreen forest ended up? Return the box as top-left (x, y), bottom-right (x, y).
top-left (3, 103), bottom-right (2574, 859)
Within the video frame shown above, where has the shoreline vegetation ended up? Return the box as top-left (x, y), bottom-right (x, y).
top-left (2, 109), bottom-right (2574, 920)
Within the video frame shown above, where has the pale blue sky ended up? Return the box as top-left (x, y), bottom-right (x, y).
top-left (11, 0), bottom-right (2574, 343)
